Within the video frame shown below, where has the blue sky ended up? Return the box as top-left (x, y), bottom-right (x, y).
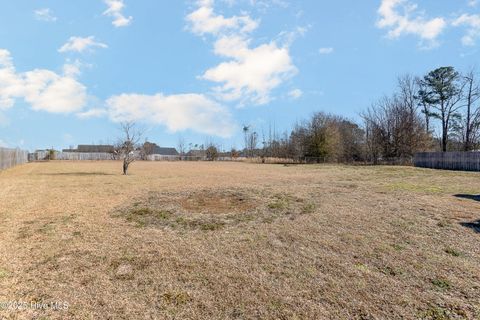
top-left (0, 0), bottom-right (479, 151)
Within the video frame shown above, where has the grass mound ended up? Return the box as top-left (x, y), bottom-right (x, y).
top-left (115, 188), bottom-right (316, 230)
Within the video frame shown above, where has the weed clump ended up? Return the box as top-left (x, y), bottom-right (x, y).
top-left (444, 248), bottom-right (462, 257)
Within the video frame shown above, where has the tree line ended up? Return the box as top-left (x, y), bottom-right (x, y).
top-left (115, 66), bottom-right (479, 173)
top-left (242, 66), bottom-right (480, 164)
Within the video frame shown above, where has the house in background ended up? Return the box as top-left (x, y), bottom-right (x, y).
top-left (152, 146), bottom-right (179, 156)
top-left (186, 149), bottom-right (207, 160)
top-left (142, 142), bottom-right (179, 161)
top-left (142, 142), bottom-right (178, 156)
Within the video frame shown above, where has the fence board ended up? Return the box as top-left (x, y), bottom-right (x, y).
top-left (0, 147), bottom-right (28, 170)
top-left (414, 152), bottom-right (480, 171)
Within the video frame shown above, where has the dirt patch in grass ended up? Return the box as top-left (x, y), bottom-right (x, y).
top-left (115, 188), bottom-right (315, 230)
top-left (179, 190), bottom-right (255, 214)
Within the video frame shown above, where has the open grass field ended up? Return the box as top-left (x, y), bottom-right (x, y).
top-left (0, 161), bottom-right (479, 319)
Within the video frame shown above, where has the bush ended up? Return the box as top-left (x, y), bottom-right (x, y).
top-left (206, 145), bottom-right (218, 161)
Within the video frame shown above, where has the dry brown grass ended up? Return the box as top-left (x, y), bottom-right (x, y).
top-left (0, 161), bottom-right (479, 319)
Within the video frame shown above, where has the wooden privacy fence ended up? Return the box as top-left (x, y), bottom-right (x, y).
top-left (0, 147), bottom-right (28, 170)
top-left (28, 151), bottom-right (115, 161)
top-left (414, 152), bottom-right (480, 171)
top-left (147, 154), bottom-right (181, 161)
top-left (28, 151), bottom-right (49, 161)
top-left (54, 152), bottom-right (114, 161)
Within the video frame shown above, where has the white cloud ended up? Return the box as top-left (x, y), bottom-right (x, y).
top-left (468, 0), bottom-right (478, 7)
top-left (319, 47), bottom-right (334, 54)
top-left (277, 26), bottom-right (309, 47)
top-left (376, 0), bottom-right (446, 46)
top-left (59, 36), bottom-right (108, 53)
top-left (288, 88), bottom-right (302, 99)
top-left (230, 0), bottom-right (288, 11)
top-left (0, 49), bottom-right (87, 113)
top-left (62, 59), bottom-right (85, 77)
top-left (106, 93), bottom-right (236, 137)
top-left (103, 0), bottom-right (132, 27)
top-left (20, 70), bottom-right (87, 113)
top-left (204, 36), bottom-right (296, 104)
top-left (186, 0), bottom-right (259, 35)
top-left (76, 108), bottom-right (107, 119)
top-left (34, 8), bottom-right (57, 22)
top-left (250, 0), bottom-right (289, 8)
top-left (0, 50), bottom-right (17, 109)
top-left (0, 139), bottom-right (8, 147)
top-left (187, 0), bottom-right (297, 105)
top-left (453, 14), bottom-right (480, 46)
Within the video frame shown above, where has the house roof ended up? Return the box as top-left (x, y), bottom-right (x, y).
top-left (76, 145), bottom-right (115, 153)
top-left (152, 146), bottom-right (179, 156)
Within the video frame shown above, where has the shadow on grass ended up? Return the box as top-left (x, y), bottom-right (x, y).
top-left (454, 194), bottom-right (480, 202)
top-left (39, 172), bottom-right (115, 176)
top-left (460, 220), bottom-right (480, 233)
top-left (455, 195), bottom-right (480, 233)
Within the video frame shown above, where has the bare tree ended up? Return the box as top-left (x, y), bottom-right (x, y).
top-left (241, 125), bottom-right (259, 158)
top-left (118, 122), bottom-right (143, 175)
top-left (242, 125), bottom-right (250, 157)
top-left (461, 69), bottom-right (480, 151)
top-left (362, 109), bottom-right (382, 164)
top-left (398, 74), bottom-right (419, 114)
top-left (361, 95), bottom-right (427, 164)
top-left (247, 131), bottom-right (258, 158)
top-left (177, 136), bottom-right (186, 160)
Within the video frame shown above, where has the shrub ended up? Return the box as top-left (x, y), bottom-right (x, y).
top-left (206, 145), bottom-right (218, 161)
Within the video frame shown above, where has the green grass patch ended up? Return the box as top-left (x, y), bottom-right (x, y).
top-left (127, 208), bottom-right (173, 224)
top-left (392, 243), bottom-right (406, 251)
top-left (355, 263), bottom-right (369, 272)
top-left (267, 194), bottom-right (292, 211)
top-left (301, 202), bottom-right (316, 214)
top-left (387, 182), bottom-right (443, 193)
top-left (444, 248), bottom-right (462, 257)
top-left (431, 278), bottom-right (451, 290)
top-left (0, 268), bottom-right (9, 279)
top-left (419, 306), bottom-right (450, 320)
top-left (268, 200), bottom-right (288, 210)
top-left (162, 291), bottom-right (191, 306)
